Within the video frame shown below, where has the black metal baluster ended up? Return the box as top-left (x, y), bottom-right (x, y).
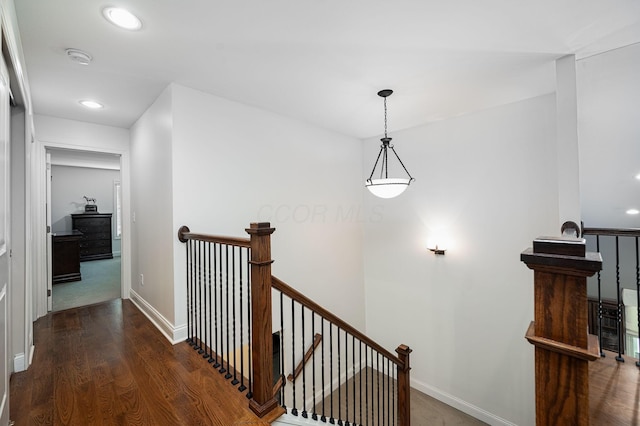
top-left (392, 361), bottom-right (396, 426)
top-left (203, 242), bottom-right (210, 359)
top-left (213, 243), bottom-right (220, 368)
top-left (292, 298), bottom-right (298, 416)
top-left (330, 324), bottom-right (334, 424)
top-left (206, 242), bottom-right (212, 358)
top-left (312, 312), bottom-right (318, 420)
top-left (596, 235), bottom-right (604, 357)
top-left (225, 245), bottom-right (233, 378)
top-left (207, 242), bottom-right (214, 364)
top-left (190, 239), bottom-right (198, 348)
top-left (359, 340), bottom-right (363, 426)
top-left (352, 336), bottom-right (355, 426)
top-left (219, 243), bottom-right (226, 373)
top-left (615, 236), bottom-right (625, 362)
top-left (280, 291), bottom-right (286, 406)
top-left (321, 318), bottom-right (326, 423)
top-left (200, 241), bottom-right (207, 354)
top-left (246, 250), bottom-right (253, 399)
top-left (369, 347), bottom-right (376, 424)
top-left (302, 305), bottom-right (308, 418)
top-left (239, 247), bottom-right (247, 391)
top-left (231, 247), bottom-right (239, 385)
top-left (386, 357), bottom-right (390, 426)
top-left (344, 329), bottom-right (349, 426)
top-left (337, 327), bottom-right (342, 426)
top-left (196, 241), bottom-right (203, 353)
top-left (377, 352), bottom-right (380, 426)
top-left (365, 345), bottom-right (369, 426)
top-left (186, 240), bottom-right (192, 344)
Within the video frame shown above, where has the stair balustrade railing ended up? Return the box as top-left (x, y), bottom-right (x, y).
top-left (582, 226), bottom-right (640, 366)
top-left (178, 223), bottom-right (412, 425)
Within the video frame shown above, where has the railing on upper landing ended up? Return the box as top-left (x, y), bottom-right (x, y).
top-left (178, 222), bottom-right (412, 426)
top-left (581, 226), bottom-right (640, 365)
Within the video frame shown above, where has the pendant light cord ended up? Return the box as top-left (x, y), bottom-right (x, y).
top-left (384, 96), bottom-right (388, 139)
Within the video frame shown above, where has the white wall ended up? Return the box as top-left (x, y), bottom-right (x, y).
top-left (129, 86), bottom-right (176, 330)
top-left (50, 165), bottom-right (121, 255)
top-left (363, 94), bottom-right (560, 426)
top-left (170, 84), bottom-right (365, 334)
top-left (35, 115), bottom-right (130, 152)
top-left (578, 43), bottom-right (640, 229)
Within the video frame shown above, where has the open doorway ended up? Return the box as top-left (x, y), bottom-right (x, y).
top-left (47, 148), bottom-right (122, 311)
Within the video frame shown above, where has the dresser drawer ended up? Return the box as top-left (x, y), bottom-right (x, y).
top-left (71, 213), bottom-right (113, 261)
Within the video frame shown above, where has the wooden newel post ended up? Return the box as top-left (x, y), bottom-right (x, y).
top-left (521, 237), bottom-right (602, 426)
top-left (396, 344), bottom-right (412, 426)
top-left (246, 222), bottom-right (278, 417)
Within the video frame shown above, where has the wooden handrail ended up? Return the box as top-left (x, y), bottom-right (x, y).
top-left (179, 223), bottom-right (412, 425)
top-left (287, 333), bottom-right (322, 382)
top-left (273, 375), bottom-right (285, 398)
top-left (582, 227), bottom-right (640, 237)
top-left (272, 275), bottom-right (404, 366)
top-left (178, 225), bottom-right (251, 247)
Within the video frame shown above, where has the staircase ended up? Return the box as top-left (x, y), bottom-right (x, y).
top-left (178, 222), bottom-right (412, 426)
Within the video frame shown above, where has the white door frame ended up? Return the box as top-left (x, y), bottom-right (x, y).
top-left (45, 153), bottom-right (52, 311)
top-left (0, 39), bottom-right (11, 426)
top-left (34, 141), bottom-right (131, 318)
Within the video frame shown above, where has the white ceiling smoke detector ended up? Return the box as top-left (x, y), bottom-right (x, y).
top-left (66, 48), bottom-right (92, 65)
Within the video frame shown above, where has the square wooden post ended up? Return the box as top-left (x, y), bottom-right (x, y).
top-left (396, 344), bottom-right (412, 426)
top-left (246, 222), bottom-right (278, 417)
top-left (521, 237), bottom-right (602, 426)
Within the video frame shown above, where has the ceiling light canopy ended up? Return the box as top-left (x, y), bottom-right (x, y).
top-left (102, 7), bottom-right (142, 30)
top-left (365, 90), bottom-right (414, 199)
top-left (79, 100), bottom-right (104, 109)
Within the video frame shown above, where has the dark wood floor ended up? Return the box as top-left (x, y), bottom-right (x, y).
top-left (9, 299), bottom-right (283, 425)
top-left (589, 351), bottom-right (640, 425)
top-left (11, 298), bottom-right (640, 425)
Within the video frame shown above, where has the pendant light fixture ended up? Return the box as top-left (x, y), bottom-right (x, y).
top-left (365, 89), bottom-right (414, 198)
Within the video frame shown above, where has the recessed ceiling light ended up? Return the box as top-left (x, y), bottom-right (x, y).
top-left (65, 48), bottom-right (92, 65)
top-left (79, 100), bottom-right (104, 109)
top-left (626, 209), bottom-right (639, 215)
top-left (635, 173), bottom-right (640, 180)
top-left (102, 7), bottom-right (142, 30)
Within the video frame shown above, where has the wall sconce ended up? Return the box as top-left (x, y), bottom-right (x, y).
top-left (428, 244), bottom-right (446, 255)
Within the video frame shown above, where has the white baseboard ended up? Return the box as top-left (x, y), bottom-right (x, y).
top-left (28, 344), bottom-right (35, 367)
top-left (411, 378), bottom-right (517, 426)
top-left (13, 353), bottom-right (25, 373)
top-left (129, 289), bottom-right (188, 344)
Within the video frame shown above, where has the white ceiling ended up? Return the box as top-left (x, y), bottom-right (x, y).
top-left (13, 0), bottom-right (640, 139)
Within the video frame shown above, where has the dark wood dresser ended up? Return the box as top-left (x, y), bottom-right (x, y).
top-left (71, 213), bottom-right (113, 261)
top-left (52, 230), bottom-right (83, 284)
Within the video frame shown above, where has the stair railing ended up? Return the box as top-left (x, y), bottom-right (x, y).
top-left (178, 223), bottom-right (412, 425)
top-left (581, 226), bottom-right (640, 365)
top-left (272, 275), bottom-right (411, 425)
